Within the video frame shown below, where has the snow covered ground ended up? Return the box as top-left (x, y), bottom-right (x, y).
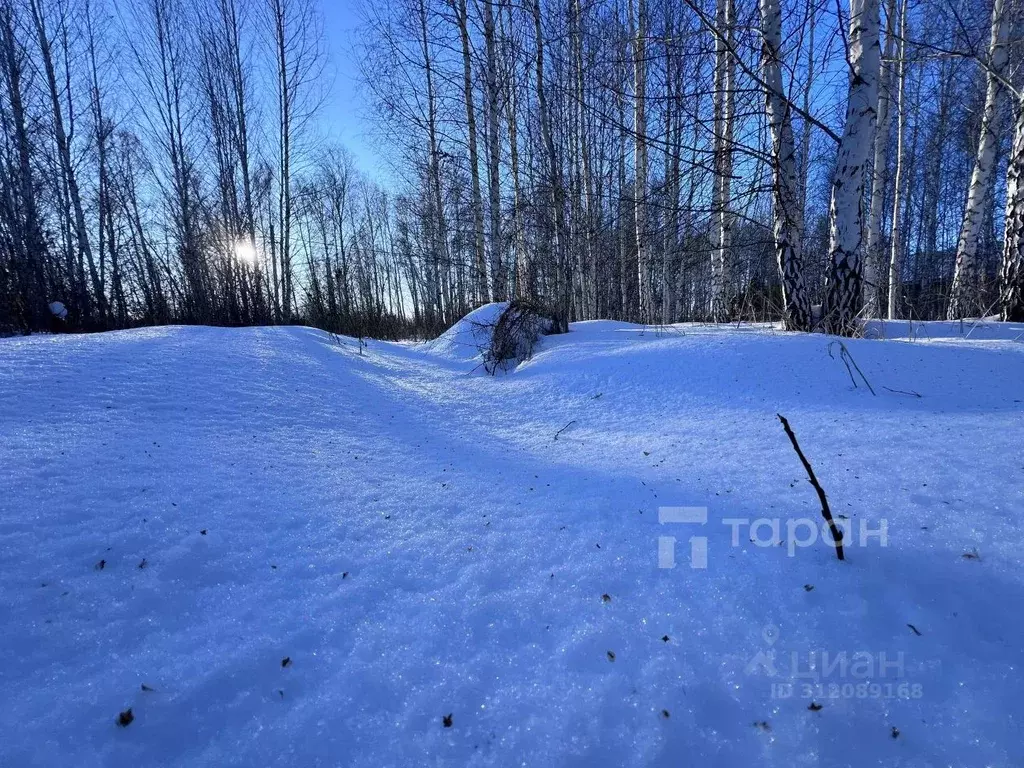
top-left (2, 314), bottom-right (1023, 767)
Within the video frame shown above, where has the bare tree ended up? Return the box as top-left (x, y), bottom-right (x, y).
top-left (453, 0), bottom-right (488, 303)
top-left (821, 0), bottom-right (881, 335)
top-left (760, 0), bottom-right (812, 330)
top-left (1000, 93), bottom-right (1024, 321)
top-left (863, 0), bottom-right (897, 317)
top-left (268, 0), bottom-right (324, 319)
top-left (948, 0), bottom-right (1008, 319)
top-left (885, 0), bottom-right (909, 319)
top-left (630, 0), bottom-right (650, 322)
top-left (709, 0), bottom-right (734, 321)
top-left (481, 0), bottom-right (504, 301)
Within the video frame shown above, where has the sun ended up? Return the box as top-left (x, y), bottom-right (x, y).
top-left (234, 240), bottom-right (257, 264)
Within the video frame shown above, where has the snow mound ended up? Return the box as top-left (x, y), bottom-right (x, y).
top-left (427, 302), bottom-right (508, 361)
top-left (864, 317), bottom-right (1024, 342)
top-left (2, 323), bottom-right (1023, 766)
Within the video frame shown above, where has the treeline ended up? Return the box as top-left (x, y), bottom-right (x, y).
top-left (0, 0), bottom-right (420, 338)
top-left (360, 0), bottom-right (1024, 332)
top-left (3, 0), bottom-right (1023, 340)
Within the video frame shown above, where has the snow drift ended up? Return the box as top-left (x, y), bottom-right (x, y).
top-left (428, 302), bottom-right (508, 362)
top-left (429, 301), bottom-right (561, 371)
top-left (1, 321), bottom-right (1022, 766)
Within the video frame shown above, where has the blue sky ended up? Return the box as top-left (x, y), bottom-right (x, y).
top-left (317, 0), bottom-right (382, 177)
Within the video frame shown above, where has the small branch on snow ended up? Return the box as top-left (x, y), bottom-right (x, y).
top-left (554, 420), bottom-right (577, 440)
top-left (882, 386), bottom-right (922, 398)
top-left (828, 340), bottom-right (876, 396)
top-left (777, 414), bottom-right (845, 561)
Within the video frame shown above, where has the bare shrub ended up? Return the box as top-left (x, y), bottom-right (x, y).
top-left (480, 300), bottom-right (564, 373)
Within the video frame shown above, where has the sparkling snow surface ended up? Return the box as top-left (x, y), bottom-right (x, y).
top-left (1, 317), bottom-right (1023, 766)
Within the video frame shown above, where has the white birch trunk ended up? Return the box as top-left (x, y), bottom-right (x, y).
top-left (886, 0), bottom-right (908, 319)
top-left (1000, 99), bottom-right (1024, 321)
top-left (948, 0), bottom-right (1008, 319)
top-left (798, 0), bottom-right (815, 228)
top-left (661, 0), bottom-right (680, 324)
top-left (710, 0), bottom-right (734, 321)
top-left (760, 0), bottom-right (812, 330)
top-left (863, 0), bottom-right (898, 317)
top-left (821, 0), bottom-right (881, 335)
top-left (572, 0), bottom-right (595, 318)
top-left (631, 0), bottom-right (650, 322)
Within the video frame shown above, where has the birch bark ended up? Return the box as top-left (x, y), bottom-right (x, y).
top-left (710, 0), bottom-right (735, 320)
top-left (863, 0), bottom-right (898, 317)
top-left (1000, 100), bottom-right (1024, 321)
top-left (631, 0), bottom-right (651, 322)
top-left (821, 0), bottom-right (881, 335)
top-left (760, 0), bottom-right (813, 330)
top-left (948, 0), bottom-right (1008, 319)
top-left (886, 0), bottom-right (908, 319)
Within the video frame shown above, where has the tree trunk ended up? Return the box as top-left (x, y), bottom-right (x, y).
top-left (661, 0), bottom-right (680, 324)
top-left (0, 0), bottom-right (48, 329)
top-left (418, 0), bottom-right (448, 322)
top-left (455, 0), bottom-right (488, 304)
top-left (821, 0), bottom-right (881, 336)
top-left (500, 1), bottom-right (529, 299)
top-left (482, 0), bottom-right (504, 302)
top-left (630, 0), bottom-right (650, 322)
top-left (760, 0), bottom-right (812, 330)
top-left (1000, 99), bottom-right (1024, 321)
top-left (572, 0), bottom-right (595, 319)
top-left (533, 0), bottom-right (567, 321)
top-left (272, 0), bottom-right (292, 319)
top-left (798, 0), bottom-right (815, 230)
top-left (709, 0), bottom-right (734, 321)
top-left (886, 0), bottom-right (908, 319)
top-left (948, 0), bottom-right (1008, 319)
top-left (29, 0), bottom-right (106, 324)
top-left (863, 0), bottom-right (898, 317)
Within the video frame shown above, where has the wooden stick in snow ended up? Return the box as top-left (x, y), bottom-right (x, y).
top-left (554, 419), bottom-right (577, 440)
top-left (777, 414), bottom-right (845, 561)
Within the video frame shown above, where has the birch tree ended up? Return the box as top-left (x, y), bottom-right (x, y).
top-left (661, 0), bottom-right (681, 324)
top-left (1000, 97), bottom-right (1024, 321)
top-left (821, 0), bottom-right (881, 335)
top-left (3, 0), bottom-right (1019, 338)
top-left (862, 0), bottom-right (897, 317)
top-left (760, 0), bottom-right (812, 330)
top-left (948, 0), bottom-right (1008, 319)
top-left (709, 0), bottom-right (734, 321)
top-left (630, 0), bottom-right (650, 322)
top-left (885, 0), bottom-right (908, 319)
